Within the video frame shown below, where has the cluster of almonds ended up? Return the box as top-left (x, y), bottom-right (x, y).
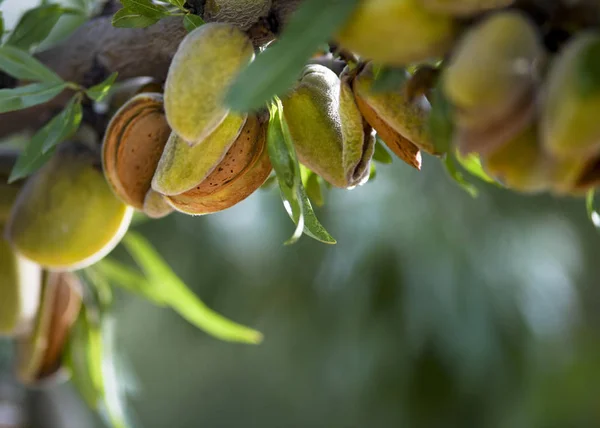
top-left (3, 0), bottom-right (600, 387)
top-left (100, 20), bottom-right (441, 222)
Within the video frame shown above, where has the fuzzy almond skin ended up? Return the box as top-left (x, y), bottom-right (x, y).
top-left (152, 113), bottom-right (247, 196)
top-left (167, 115), bottom-right (272, 215)
top-left (353, 63), bottom-right (437, 156)
top-left (420, 0), bottom-right (514, 16)
top-left (164, 23), bottom-right (254, 145)
top-left (282, 65), bottom-right (373, 188)
top-left (336, 0), bottom-right (457, 66)
top-left (443, 11), bottom-right (542, 125)
top-left (0, 237), bottom-right (41, 337)
top-left (142, 189), bottom-right (173, 219)
top-left (203, 0), bottom-right (272, 30)
top-left (480, 126), bottom-right (551, 193)
top-left (354, 91), bottom-right (422, 170)
top-left (7, 145), bottom-right (133, 271)
top-left (542, 32), bottom-right (600, 160)
top-left (102, 94), bottom-right (171, 210)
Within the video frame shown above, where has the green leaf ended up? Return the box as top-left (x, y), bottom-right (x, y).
top-left (455, 151), bottom-right (497, 185)
top-left (85, 72), bottom-right (118, 103)
top-left (0, 81), bottom-right (66, 114)
top-left (65, 308), bottom-right (104, 410)
top-left (65, 309), bottom-right (129, 428)
top-left (443, 153), bottom-right (478, 198)
top-left (112, 8), bottom-right (160, 28)
top-left (92, 259), bottom-right (167, 306)
top-left (166, 0), bottom-right (186, 9)
top-left (225, 0), bottom-right (360, 112)
top-left (267, 100), bottom-right (304, 244)
top-left (586, 190), bottom-right (600, 229)
top-left (8, 94), bottom-right (81, 183)
top-left (0, 45), bottom-right (63, 83)
top-left (183, 13), bottom-right (204, 32)
top-left (369, 162), bottom-right (377, 181)
top-left (371, 66), bottom-right (407, 93)
top-left (6, 5), bottom-right (78, 51)
top-left (373, 137), bottom-right (393, 164)
top-left (576, 39), bottom-right (600, 96)
top-left (120, 0), bottom-right (170, 19)
top-left (427, 80), bottom-right (453, 155)
top-left (267, 99), bottom-right (336, 244)
top-left (80, 269), bottom-right (113, 308)
top-left (122, 232), bottom-right (264, 344)
top-left (305, 171), bottom-right (324, 207)
top-left (41, 95), bottom-right (83, 153)
top-left (0, 12), bottom-right (4, 44)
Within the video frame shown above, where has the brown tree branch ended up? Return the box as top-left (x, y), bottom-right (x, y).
top-left (0, 0), bottom-right (304, 139)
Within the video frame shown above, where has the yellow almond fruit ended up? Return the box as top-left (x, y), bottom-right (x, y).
top-left (336, 0), bottom-right (457, 66)
top-left (352, 62), bottom-right (438, 158)
top-left (7, 144), bottom-right (133, 270)
top-left (164, 23), bottom-right (254, 145)
top-left (480, 126), bottom-right (551, 193)
top-left (102, 93), bottom-right (171, 210)
top-left (541, 31), bottom-right (600, 159)
top-left (443, 11), bottom-right (542, 126)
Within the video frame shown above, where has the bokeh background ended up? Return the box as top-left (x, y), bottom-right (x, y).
top-left (2, 1), bottom-right (600, 427)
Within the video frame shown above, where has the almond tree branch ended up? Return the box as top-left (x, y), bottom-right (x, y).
top-left (0, 0), bottom-right (304, 139)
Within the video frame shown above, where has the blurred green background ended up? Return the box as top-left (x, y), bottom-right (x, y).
top-left (2, 1), bottom-right (600, 427)
top-left (4, 154), bottom-right (600, 428)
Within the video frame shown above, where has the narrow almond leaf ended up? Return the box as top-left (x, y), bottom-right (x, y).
top-left (80, 268), bottom-right (113, 308)
top-left (122, 232), bottom-right (264, 344)
top-left (0, 81), bottom-right (66, 114)
top-left (268, 99), bottom-right (335, 244)
top-left (6, 5), bottom-right (79, 51)
top-left (455, 151), bottom-right (497, 185)
top-left (41, 95), bottom-right (83, 153)
top-left (305, 171), bottom-right (324, 207)
top-left (8, 93), bottom-right (81, 183)
top-left (0, 45), bottom-right (63, 83)
top-left (8, 127), bottom-right (55, 183)
top-left (373, 138), bottom-right (393, 164)
top-left (112, 8), bottom-right (160, 28)
top-left (65, 308), bottom-right (104, 411)
top-left (92, 259), bottom-right (167, 306)
top-left (369, 162), bottom-right (377, 181)
top-left (166, 0), bottom-right (186, 8)
top-left (443, 153), bottom-right (478, 198)
top-left (267, 100), bottom-right (304, 244)
top-left (121, 0), bottom-right (170, 19)
top-left (0, 12), bottom-right (5, 44)
top-left (85, 72), bottom-right (118, 103)
top-left (183, 13), bottom-right (204, 32)
top-left (225, 0), bottom-right (360, 112)
top-left (586, 190), bottom-right (600, 229)
top-left (65, 309), bottom-right (129, 428)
